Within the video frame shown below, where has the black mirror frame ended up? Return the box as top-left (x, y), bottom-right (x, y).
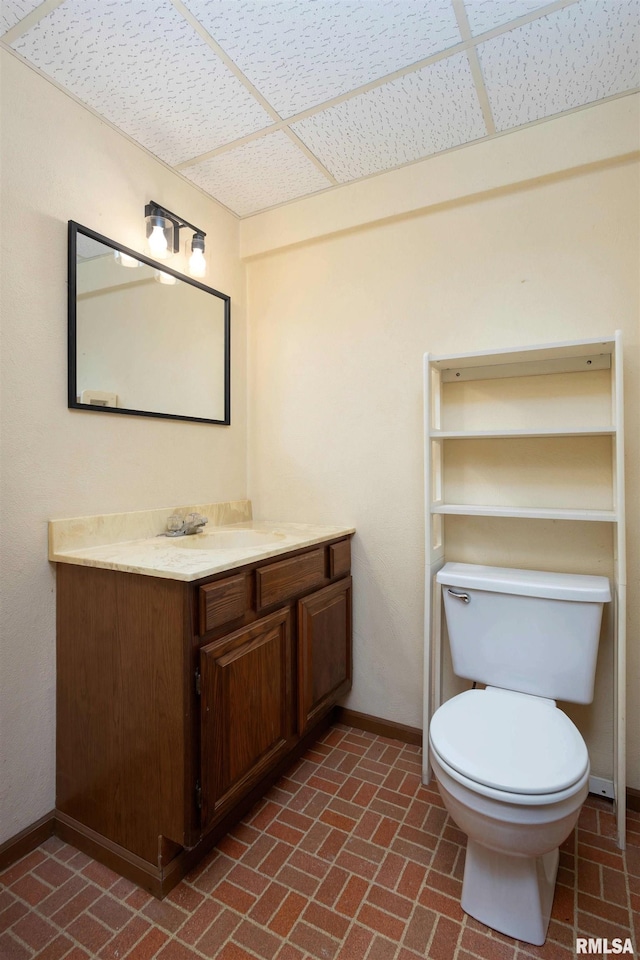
top-left (68, 220), bottom-right (231, 425)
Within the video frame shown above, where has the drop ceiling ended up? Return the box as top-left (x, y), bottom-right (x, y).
top-left (2, 0), bottom-right (639, 218)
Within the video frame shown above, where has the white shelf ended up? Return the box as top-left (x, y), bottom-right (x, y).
top-left (431, 503), bottom-right (617, 522)
top-left (430, 336), bottom-right (615, 381)
top-left (424, 332), bottom-right (626, 849)
top-left (430, 427), bottom-right (615, 440)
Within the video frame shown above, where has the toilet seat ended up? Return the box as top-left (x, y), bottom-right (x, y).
top-left (429, 687), bottom-right (589, 798)
top-left (430, 740), bottom-right (590, 806)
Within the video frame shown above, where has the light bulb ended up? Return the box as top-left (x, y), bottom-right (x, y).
top-left (114, 251), bottom-right (139, 268)
top-left (188, 233), bottom-right (206, 278)
top-left (154, 269), bottom-right (177, 285)
top-left (145, 208), bottom-right (174, 259)
top-left (189, 247), bottom-right (206, 278)
top-left (148, 223), bottom-right (168, 258)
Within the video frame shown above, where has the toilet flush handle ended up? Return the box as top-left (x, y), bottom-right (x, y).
top-left (448, 589), bottom-right (470, 603)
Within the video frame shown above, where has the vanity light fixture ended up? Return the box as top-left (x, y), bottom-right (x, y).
top-left (144, 201), bottom-right (207, 277)
top-left (154, 269), bottom-right (178, 285)
top-left (114, 250), bottom-right (139, 268)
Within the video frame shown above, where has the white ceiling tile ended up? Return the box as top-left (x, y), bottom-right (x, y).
top-left (180, 132), bottom-right (333, 216)
top-left (478, 0), bottom-right (640, 131)
top-left (5, 0), bottom-right (637, 215)
top-left (1, 0), bottom-right (43, 35)
top-left (181, 0), bottom-right (462, 118)
top-left (10, 0), bottom-right (273, 164)
top-left (463, 0), bottom-right (558, 37)
top-left (292, 51), bottom-right (486, 183)
top-left (76, 235), bottom-right (110, 260)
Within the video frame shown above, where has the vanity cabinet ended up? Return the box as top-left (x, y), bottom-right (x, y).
top-left (55, 535), bottom-right (352, 896)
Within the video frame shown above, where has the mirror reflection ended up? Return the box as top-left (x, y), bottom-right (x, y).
top-left (68, 222), bottom-right (230, 424)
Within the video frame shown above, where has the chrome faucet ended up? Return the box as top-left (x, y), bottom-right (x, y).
top-left (164, 512), bottom-right (208, 537)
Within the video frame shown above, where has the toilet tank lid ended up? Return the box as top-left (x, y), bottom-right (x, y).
top-left (436, 562), bottom-right (611, 603)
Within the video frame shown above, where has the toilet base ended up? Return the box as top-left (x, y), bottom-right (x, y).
top-left (461, 840), bottom-right (559, 946)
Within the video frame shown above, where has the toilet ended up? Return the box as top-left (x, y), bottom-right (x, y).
top-left (429, 562), bottom-right (611, 946)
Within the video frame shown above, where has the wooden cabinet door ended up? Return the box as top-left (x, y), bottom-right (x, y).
top-left (200, 608), bottom-right (293, 831)
top-left (298, 578), bottom-right (352, 734)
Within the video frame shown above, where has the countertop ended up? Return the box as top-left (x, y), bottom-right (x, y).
top-left (49, 516), bottom-right (355, 582)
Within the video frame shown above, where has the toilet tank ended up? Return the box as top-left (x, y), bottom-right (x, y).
top-left (436, 562), bottom-right (611, 704)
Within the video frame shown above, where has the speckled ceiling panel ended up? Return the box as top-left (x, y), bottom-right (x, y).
top-left (181, 0), bottom-right (462, 118)
top-left (180, 131), bottom-right (333, 216)
top-left (4, 0), bottom-right (638, 217)
top-left (10, 0), bottom-right (273, 164)
top-left (478, 0), bottom-right (640, 132)
top-left (1, 0), bottom-right (44, 35)
top-left (462, 0), bottom-right (559, 37)
top-left (292, 51), bottom-right (486, 183)
top-left (76, 235), bottom-right (110, 260)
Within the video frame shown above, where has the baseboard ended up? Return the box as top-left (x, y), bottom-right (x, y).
top-left (0, 810), bottom-right (56, 871)
top-left (55, 811), bottom-right (167, 896)
top-left (335, 707), bottom-right (422, 746)
top-left (338, 710), bottom-right (640, 814)
top-left (2, 721), bottom-right (638, 883)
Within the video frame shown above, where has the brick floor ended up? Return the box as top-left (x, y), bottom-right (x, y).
top-left (0, 724), bottom-right (638, 959)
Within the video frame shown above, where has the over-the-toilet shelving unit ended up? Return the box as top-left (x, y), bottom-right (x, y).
top-left (423, 333), bottom-right (626, 848)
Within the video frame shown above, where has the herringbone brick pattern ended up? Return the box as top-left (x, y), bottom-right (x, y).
top-left (1, 724), bottom-right (638, 959)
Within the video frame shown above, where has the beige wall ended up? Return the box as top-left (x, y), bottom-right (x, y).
top-left (0, 51), bottom-right (247, 843)
top-left (246, 158), bottom-right (640, 786)
top-left (1, 45), bottom-right (638, 850)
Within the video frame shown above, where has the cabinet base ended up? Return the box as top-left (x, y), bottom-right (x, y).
top-left (55, 707), bottom-right (338, 898)
top-left (55, 812), bottom-right (169, 897)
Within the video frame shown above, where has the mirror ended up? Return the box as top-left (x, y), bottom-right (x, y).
top-left (68, 221), bottom-right (230, 424)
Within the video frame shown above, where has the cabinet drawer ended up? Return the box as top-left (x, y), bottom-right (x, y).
top-left (256, 549), bottom-right (325, 610)
top-left (199, 574), bottom-right (246, 634)
top-left (329, 539), bottom-right (351, 579)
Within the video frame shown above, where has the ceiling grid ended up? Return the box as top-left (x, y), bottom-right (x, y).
top-left (451, 0), bottom-right (497, 135)
top-left (2, 0), bottom-right (638, 217)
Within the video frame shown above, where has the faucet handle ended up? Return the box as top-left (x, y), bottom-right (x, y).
top-left (166, 514), bottom-right (184, 532)
top-left (185, 512), bottom-right (208, 531)
top-left (186, 512), bottom-right (207, 522)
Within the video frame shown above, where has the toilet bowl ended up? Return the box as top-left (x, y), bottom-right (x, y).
top-left (429, 687), bottom-right (589, 944)
top-left (429, 562), bottom-right (611, 946)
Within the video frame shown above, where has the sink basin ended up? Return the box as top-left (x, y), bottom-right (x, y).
top-left (167, 529), bottom-right (287, 549)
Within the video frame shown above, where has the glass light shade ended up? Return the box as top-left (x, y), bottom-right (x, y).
top-left (189, 247), bottom-right (206, 278)
top-left (187, 233), bottom-right (206, 278)
top-left (114, 250), bottom-right (140, 268)
top-left (145, 213), bottom-right (173, 259)
top-left (154, 269), bottom-right (177, 285)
